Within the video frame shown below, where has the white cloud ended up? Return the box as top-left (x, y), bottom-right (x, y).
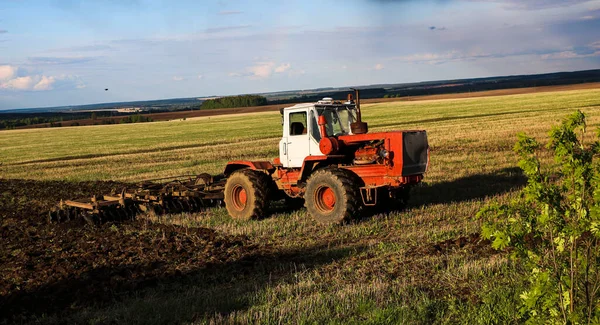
top-left (374, 63), bottom-right (384, 70)
top-left (275, 63), bottom-right (291, 73)
top-left (197, 74), bottom-right (203, 79)
top-left (60, 74), bottom-right (86, 90)
top-left (218, 10), bottom-right (243, 15)
top-left (294, 69), bottom-right (306, 76)
top-left (541, 50), bottom-right (600, 59)
top-left (0, 65), bottom-right (16, 81)
top-left (172, 76), bottom-right (184, 81)
top-left (2, 76), bottom-right (35, 90)
top-left (231, 62), bottom-right (297, 79)
top-left (541, 51), bottom-right (580, 59)
top-left (470, 0), bottom-right (595, 10)
top-left (0, 65), bottom-right (81, 91)
top-left (205, 25), bottom-right (251, 33)
top-left (248, 61), bottom-right (275, 78)
top-left (28, 56), bottom-right (96, 65)
top-left (392, 43), bottom-right (600, 65)
top-left (392, 50), bottom-right (494, 65)
top-left (33, 76), bottom-right (56, 90)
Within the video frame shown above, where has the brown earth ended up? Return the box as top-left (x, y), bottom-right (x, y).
top-left (14, 82), bottom-right (600, 130)
top-left (0, 177), bottom-right (503, 321)
top-left (16, 104), bottom-right (291, 129)
top-left (0, 179), bottom-right (260, 319)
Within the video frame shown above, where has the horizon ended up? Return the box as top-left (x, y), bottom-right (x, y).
top-left (1, 0), bottom-right (599, 110)
top-left (0, 68), bottom-right (597, 112)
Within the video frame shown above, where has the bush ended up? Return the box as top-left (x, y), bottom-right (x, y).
top-left (478, 110), bottom-right (600, 323)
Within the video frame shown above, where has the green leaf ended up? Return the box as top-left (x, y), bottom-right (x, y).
top-left (554, 236), bottom-right (565, 253)
top-left (481, 224), bottom-right (495, 239)
top-left (491, 230), bottom-right (510, 250)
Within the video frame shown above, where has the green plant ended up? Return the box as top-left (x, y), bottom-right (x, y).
top-left (479, 110), bottom-right (600, 324)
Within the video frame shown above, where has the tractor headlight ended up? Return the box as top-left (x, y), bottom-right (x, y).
top-left (379, 149), bottom-right (389, 159)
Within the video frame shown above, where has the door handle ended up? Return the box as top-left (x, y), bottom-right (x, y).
top-left (283, 142), bottom-right (287, 155)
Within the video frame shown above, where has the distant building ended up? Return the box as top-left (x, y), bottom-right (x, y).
top-left (116, 107), bottom-right (144, 113)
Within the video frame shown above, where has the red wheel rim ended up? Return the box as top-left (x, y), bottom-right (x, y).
top-left (231, 185), bottom-right (247, 210)
top-left (315, 186), bottom-right (336, 212)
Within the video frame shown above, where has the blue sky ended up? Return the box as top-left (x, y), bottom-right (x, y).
top-left (0, 0), bottom-right (599, 110)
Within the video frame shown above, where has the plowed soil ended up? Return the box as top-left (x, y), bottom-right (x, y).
top-left (0, 178), bottom-right (505, 322)
top-left (0, 179), bottom-right (258, 319)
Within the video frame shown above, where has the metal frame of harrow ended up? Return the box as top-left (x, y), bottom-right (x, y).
top-left (49, 174), bottom-right (226, 225)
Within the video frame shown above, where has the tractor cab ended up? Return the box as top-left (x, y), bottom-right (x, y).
top-left (279, 98), bottom-right (358, 168)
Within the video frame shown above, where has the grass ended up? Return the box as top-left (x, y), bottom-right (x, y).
top-left (2, 88), bottom-right (600, 324)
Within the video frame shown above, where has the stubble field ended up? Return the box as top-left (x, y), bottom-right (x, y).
top-left (1, 87), bottom-right (599, 324)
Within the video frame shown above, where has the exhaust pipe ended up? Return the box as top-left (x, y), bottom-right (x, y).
top-left (350, 88), bottom-right (368, 134)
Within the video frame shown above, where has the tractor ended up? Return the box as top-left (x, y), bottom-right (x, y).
top-left (222, 90), bottom-right (429, 224)
top-left (50, 90), bottom-right (428, 225)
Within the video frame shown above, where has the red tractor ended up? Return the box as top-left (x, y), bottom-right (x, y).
top-left (222, 90), bottom-right (429, 224)
top-left (50, 90), bottom-right (428, 225)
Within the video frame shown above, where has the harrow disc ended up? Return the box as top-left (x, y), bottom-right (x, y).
top-left (49, 172), bottom-right (226, 225)
top-left (153, 204), bottom-right (163, 215)
top-left (82, 212), bottom-right (99, 226)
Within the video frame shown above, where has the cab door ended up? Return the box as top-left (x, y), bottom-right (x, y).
top-left (282, 110), bottom-right (311, 168)
top-left (308, 109), bottom-right (322, 156)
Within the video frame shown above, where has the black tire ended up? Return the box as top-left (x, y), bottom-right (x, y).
top-left (224, 169), bottom-right (271, 220)
top-left (304, 168), bottom-right (362, 224)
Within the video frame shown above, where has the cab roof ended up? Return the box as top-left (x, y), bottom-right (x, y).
top-left (282, 99), bottom-right (356, 112)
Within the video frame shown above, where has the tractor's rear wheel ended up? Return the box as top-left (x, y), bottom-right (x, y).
top-left (305, 168), bottom-right (361, 224)
top-left (224, 169), bottom-right (271, 220)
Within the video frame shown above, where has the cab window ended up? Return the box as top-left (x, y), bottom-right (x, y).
top-left (310, 110), bottom-right (321, 141)
top-left (289, 112), bottom-right (307, 136)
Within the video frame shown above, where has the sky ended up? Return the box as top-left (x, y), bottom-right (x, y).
top-left (0, 0), bottom-right (599, 110)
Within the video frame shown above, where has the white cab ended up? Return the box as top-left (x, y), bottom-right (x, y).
top-left (279, 104), bottom-right (322, 168)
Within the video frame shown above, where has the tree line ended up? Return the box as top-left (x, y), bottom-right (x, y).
top-left (201, 95), bottom-right (267, 109)
top-left (0, 116), bottom-right (66, 130)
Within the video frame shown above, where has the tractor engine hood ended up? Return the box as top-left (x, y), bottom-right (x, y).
top-left (319, 130), bottom-right (429, 176)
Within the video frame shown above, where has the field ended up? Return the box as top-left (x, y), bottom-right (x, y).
top-left (1, 87), bottom-right (600, 324)
top-left (11, 82), bottom-right (600, 130)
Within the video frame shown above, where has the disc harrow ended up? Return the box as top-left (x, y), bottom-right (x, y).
top-left (49, 173), bottom-right (226, 225)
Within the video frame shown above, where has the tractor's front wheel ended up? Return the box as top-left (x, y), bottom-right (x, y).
top-left (224, 169), bottom-right (271, 220)
top-left (304, 168), bottom-right (361, 224)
